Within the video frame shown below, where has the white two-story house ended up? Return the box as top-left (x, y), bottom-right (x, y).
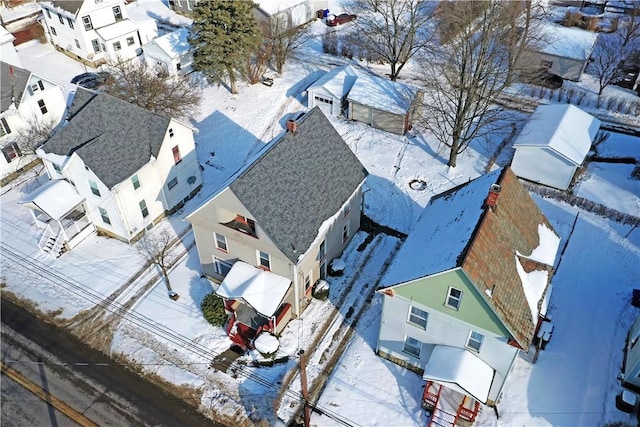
top-left (23, 88), bottom-right (202, 255)
top-left (39, 0), bottom-right (157, 67)
top-left (1, 61), bottom-right (66, 185)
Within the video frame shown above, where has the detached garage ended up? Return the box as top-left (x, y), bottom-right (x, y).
top-left (142, 27), bottom-right (192, 77)
top-left (347, 73), bottom-right (422, 135)
top-left (511, 104), bottom-right (601, 190)
top-left (307, 65), bottom-right (358, 116)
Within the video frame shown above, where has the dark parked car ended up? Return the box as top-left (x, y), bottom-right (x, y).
top-left (326, 13), bottom-right (357, 27)
top-left (70, 72), bottom-right (109, 89)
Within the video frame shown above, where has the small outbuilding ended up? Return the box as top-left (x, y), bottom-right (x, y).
top-left (306, 64), bottom-right (358, 116)
top-left (347, 72), bottom-right (423, 135)
top-left (142, 27), bottom-right (192, 76)
top-left (621, 315), bottom-right (640, 392)
top-left (511, 104), bottom-right (601, 190)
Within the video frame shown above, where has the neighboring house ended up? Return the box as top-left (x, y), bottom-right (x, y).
top-left (253, 0), bottom-right (327, 30)
top-left (39, 0), bottom-right (158, 68)
top-left (347, 72), bottom-right (423, 135)
top-left (0, 61), bottom-right (66, 185)
top-left (142, 27), bottom-right (192, 76)
top-left (511, 103), bottom-right (601, 191)
top-left (23, 87), bottom-right (202, 255)
top-left (524, 23), bottom-right (598, 81)
top-left (306, 64), bottom-right (358, 116)
top-left (0, 25), bottom-right (22, 67)
top-left (621, 315), bottom-right (640, 392)
top-left (167, 0), bottom-right (196, 17)
top-left (376, 168), bottom-right (560, 424)
top-left (186, 107), bottom-right (368, 349)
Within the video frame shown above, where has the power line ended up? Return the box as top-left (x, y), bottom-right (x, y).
top-left (0, 242), bottom-right (359, 427)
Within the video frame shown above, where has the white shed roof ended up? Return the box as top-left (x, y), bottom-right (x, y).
top-left (422, 345), bottom-right (495, 404)
top-left (19, 179), bottom-right (85, 221)
top-left (215, 262), bottom-right (291, 317)
top-left (513, 104), bottom-right (601, 165)
top-left (535, 24), bottom-right (598, 61)
top-left (347, 72), bottom-right (418, 115)
top-left (145, 27), bottom-right (190, 59)
top-left (308, 64), bottom-right (358, 99)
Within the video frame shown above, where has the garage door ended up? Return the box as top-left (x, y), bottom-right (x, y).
top-left (351, 102), bottom-right (372, 124)
top-left (314, 95), bottom-right (334, 115)
top-left (372, 109), bottom-right (404, 135)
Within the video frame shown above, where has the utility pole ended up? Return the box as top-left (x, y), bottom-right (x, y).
top-left (298, 350), bottom-right (311, 427)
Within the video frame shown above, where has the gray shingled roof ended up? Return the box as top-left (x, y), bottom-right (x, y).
top-left (1, 62), bottom-right (30, 111)
top-left (230, 107), bottom-right (368, 263)
top-left (48, 1), bottom-right (82, 15)
top-left (42, 88), bottom-right (170, 189)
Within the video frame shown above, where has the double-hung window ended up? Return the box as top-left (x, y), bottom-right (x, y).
top-left (214, 233), bottom-right (227, 252)
top-left (408, 306), bottom-right (428, 329)
top-left (88, 180), bottom-right (100, 196)
top-left (131, 174), bottom-right (140, 190)
top-left (139, 200), bottom-right (149, 218)
top-left (172, 145), bottom-right (181, 164)
top-left (403, 336), bottom-right (422, 358)
top-left (37, 100), bottom-right (48, 114)
top-left (445, 287), bottom-right (462, 310)
top-left (82, 15), bottom-right (93, 31)
top-left (213, 257), bottom-right (233, 276)
top-left (99, 207), bottom-right (111, 225)
top-left (466, 331), bottom-right (484, 352)
top-left (0, 117), bottom-right (11, 136)
top-left (258, 250), bottom-right (270, 270)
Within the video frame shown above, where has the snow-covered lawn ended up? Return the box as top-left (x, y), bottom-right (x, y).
top-left (2, 1), bottom-right (639, 426)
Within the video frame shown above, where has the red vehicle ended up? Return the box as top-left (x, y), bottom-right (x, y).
top-left (326, 13), bottom-right (357, 27)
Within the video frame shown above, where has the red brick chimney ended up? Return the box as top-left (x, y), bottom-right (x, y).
top-left (286, 119), bottom-right (297, 134)
top-left (485, 183), bottom-right (501, 208)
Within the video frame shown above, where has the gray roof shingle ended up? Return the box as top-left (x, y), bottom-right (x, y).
top-left (42, 88), bottom-right (170, 189)
top-left (1, 62), bottom-right (30, 112)
top-left (230, 107), bottom-right (368, 263)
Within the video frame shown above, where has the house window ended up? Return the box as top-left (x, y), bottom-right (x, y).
top-left (113, 6), bottom-right (123, 20)
top-left (540, 60), bottom-right (553, 68)
top-left (320, 260), bottom-right (327, 280)
top-left (167, 177), bottom-right (178, 190)
top-left (113, 41), bottom-right (121, 51)
top-left (75, 39), bottom-right (81, 49)
top-left (214, 233), bottom-right (227, 252)
top-left (131, 174), bottom-right (140, 190)
top-left (343, 204), bottom-right (350, 217)
top-left (172, 145), bottom-right (181, 164)
top-left (466, 331), bottom-right (484, 352)
top-left (127, 36), bottom-right (135, 46)
top-left (91, 39), bottom-right (101, 54)
top-left (139, 200), bottom-right (149, 218)
top-left (99, 207), bottom-right (111, 225)
top-left (169, 128), bottom-right (174, 137)
top-left (1, 143), bottom-right (21, 163)
top-left (0, 117), bottom-right (12, 136)
top-left (82, 15), bottom-right (93, 31)
top-left (37, 100), bottom-right (48, 114)
top-left (45, 8), bottom-right (51, 18)
top-left (89, 180), bottom-right (100, 196)
top-left (319, 239), bottom-right (326, 260)
top-left (304, 273), bottom-right (312, 294)
top-left (258, 250), bottom-right (271, 270)
top-left (58, 14), bottom-right (64, 25)
top-left (176, 63), bottom-right (181, 71)
top-left (67, 18), bottom-right (74, 29)
top-left (403, 336), bottom-right (422, 358)
top-left (342, 223), bottom-right (349, 244)
top-left (213, 256), bottom-right (233, 276)
top-left (408, 306), bottom-right (429, 330)
top-left (315, 96), bottom-right (333, 105)
top-left (445, 287), bottom-right (462, 310)
top-left (50, 27), bottom-right (57, 36)
top-left (29, 80), bottom-right (44, 94)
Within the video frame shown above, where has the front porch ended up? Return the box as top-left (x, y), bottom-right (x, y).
top-left (423, 381), bottom-right (481, 427)
top-left (20, 179), bottom-right (96, 257)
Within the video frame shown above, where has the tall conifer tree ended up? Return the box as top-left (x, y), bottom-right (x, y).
top-left (189, 0), bottom-right (260, 94)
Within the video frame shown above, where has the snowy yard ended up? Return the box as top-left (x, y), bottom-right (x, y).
top-left (1, 0), bottom-right (640, 426)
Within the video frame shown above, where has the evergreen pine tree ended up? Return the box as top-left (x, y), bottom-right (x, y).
top-left (189, 0), bottom-right (260, 94)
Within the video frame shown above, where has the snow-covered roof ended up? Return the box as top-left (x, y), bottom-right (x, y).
top-left (19, 179), bottom-right (85, 221)
top-left (255, 0), bottom-right (308, 15)
top-left (145, 27), bottom-right (190, 59)
top-left (513, 104), bottom-right (601, 165)
top-left (254, 332), bottom-right (279, 354)
top-left (347, 72), bottom-right (419, 115)
top-left (308, 64), bottom-right (358, 100)
top-left (215, 262), bottom-right (291, 317)
top-left (535, 24), bottom-right (598, 61)
top-left (422, 345), bottom-right (494, 404)
top-left (0, 26), bottom-right (15, 45)
top-left (95, 19), bottom-right (139, 41)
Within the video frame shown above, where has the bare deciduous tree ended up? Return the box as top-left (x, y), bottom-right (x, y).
top-left (246, 40), bottom-right (272, 84)
top-left (418, 0), bottom-right (519, 168)
top-left (101, 59), bottom-right (202, 119)
top-left (619, 6), bottom-right (640, 47)
top-left (347, 0), bottom-right (435, 80)
top-left (589, 32), bottom-right (631, 95)
top-left (9, 113), bottom-right (57, 154)
top-left (264, 15), bottom-right (309, 74)
top-left (138, 229), bottom-right (176, 294)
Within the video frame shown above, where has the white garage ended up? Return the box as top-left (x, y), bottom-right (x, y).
top-left (307, 65), bottom-right (358, 116)
top-left (142, 27), bottom-right (192, 77)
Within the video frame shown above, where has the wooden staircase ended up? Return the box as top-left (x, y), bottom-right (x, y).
top-left (424, 381), bottom-right (481, 427)
top-left (38, 224), bottom-right (66, 258)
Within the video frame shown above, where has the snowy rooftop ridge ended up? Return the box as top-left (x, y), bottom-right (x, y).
top-left (535, 23), bottom-right (599, 61)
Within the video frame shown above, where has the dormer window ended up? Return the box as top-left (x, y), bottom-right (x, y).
top-left (113, 6), bottom-right (122, 21)
top-left (221, 214), bottom-right (257, 237)
top-left (82, 15), bottom-right (93, 31)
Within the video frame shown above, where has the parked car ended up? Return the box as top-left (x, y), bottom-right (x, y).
top-left (326, 13), bottom-right (357, 27)
top-left (70, 72), bottom-right (109, 89)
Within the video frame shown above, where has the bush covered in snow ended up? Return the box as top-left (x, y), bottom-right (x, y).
top-left (201, 293), bottom-right (227, 327)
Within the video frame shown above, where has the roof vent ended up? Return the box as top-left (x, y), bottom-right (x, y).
top-left (286, 119), bottom-right (297, 134)
top-left (485, 183), bottom-right (501, 208)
